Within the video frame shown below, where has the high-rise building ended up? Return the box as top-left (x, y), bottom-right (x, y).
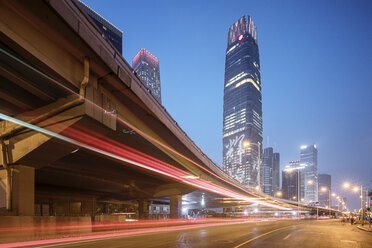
top-left (318, 173), bottom-right (331, 207)
top-left (282, 161), bottom-right (306, 201)
top-left (260, 147), bottom-right (280, 196)
top-left (272, 152), bottom-right (280, 194)
top-left (77, 1), bottom-right (123, 54)
top-left (222, 16), bottom-right (262, 188)
top-left (132, 49), bottom-right (162, 103)
top-left (300, 144), bottom-right (318, 203)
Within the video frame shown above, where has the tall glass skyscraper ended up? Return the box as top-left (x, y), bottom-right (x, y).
top-left (132, 49), bottom-right (162, 103)
top-left (222, 16), bottom-right (262, 188)
top-left (318, 173), bottom-right (331, 207)
top-left (77, 1), bottom-right (123, 54)
top-left (261, 147), bottom-right (280, 196)
top-left (282, 161), bottom-right (306, 201)
top-left (300, 144), bottom-right (318, 203)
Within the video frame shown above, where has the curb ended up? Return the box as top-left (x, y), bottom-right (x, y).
top-left (357, 226), bottom-right (372, 232)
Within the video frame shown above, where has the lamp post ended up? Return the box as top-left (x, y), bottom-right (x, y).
top-left (343, 182), bottom-right (364, 225)
top-left (242, 141), bottom-right (261, 191)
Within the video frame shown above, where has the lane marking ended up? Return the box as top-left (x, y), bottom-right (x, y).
top-left (233, 226), bottom-right (293, 248)
top-left (283, 234), bottom-right (291, 240)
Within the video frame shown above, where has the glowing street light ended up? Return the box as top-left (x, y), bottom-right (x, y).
top-left (331, 193), bottom-right (336, 197)
top-left (342, 181), bottom-right (365, 224)
top-left (307, 180), bottom-right (314, 185)
top-left (242, 141), bottom-right (250, 148)
top-left (276, 191), bottom-right (282, 197)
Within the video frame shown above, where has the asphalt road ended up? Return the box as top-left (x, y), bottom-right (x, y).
top-left (25, 220), bottom-right (372, 248)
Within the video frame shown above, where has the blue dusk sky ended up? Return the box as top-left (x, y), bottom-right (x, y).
top-left (82, 0), bottom-right (372, 210)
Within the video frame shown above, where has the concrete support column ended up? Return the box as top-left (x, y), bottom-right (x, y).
top-left (138, 199), bottom-right (148, 220)
top-left (170, 194), bottom-right (182, 219)
top-left (0, 165), bottom-right (35, 216)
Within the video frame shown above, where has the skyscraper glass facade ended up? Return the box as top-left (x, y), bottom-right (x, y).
top-left (132, 49), bottom-right (162, 103)
top-left (77, 1), bottom-right (123, 54)
top-left (272, 152), bottom-right (280, 194)
top-left (222, 16), bottom-right (262, 188)
top-left (282, 161), bottom-right (306, 201)
top-left (318, 173), bottom-right (331, 207)
top-left (261, 147), bottom-right (273, 195)
top-left (300, 144), bottom-right (318, 203)
top-left (261, 147), bottom-right (279, 196)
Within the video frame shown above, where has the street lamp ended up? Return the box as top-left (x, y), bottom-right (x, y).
top-left (276, 191), bottom-right (282, 197)
top-left (343, 182), bottom-right (365, 225)
top-left (343, 183), bottom-right (350, 189)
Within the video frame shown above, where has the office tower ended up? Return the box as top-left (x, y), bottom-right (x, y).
top-left (282, 161), bottom-right (305, 201)
top-left (300, 144), bottom-right (318, 203)
top-left (132, 49), bottom-right (162, 103)
top-left (272, 152), bottom-right (280, 194)
top-left (260, 147), bottom-right (280, 196)
top-left (76, 1), bottom-right (123, 54)
top-left (318, 173), bottom-right (331, 207)
top-left (222, 16), bottom-right (262, 188)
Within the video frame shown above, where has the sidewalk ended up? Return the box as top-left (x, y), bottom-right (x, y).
top-left (357, 225), bottom-right (372, 232)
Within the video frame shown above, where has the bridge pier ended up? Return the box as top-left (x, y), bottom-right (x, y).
top-left (0, 165), bottom-right (35, 216)
top-left (138, 199), bottom-right (149, 219)
top-left (170, 194), bottom-right (182, 219)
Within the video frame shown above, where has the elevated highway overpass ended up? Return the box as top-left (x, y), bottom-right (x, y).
top-left (0, 0), bottom-right (339, 219)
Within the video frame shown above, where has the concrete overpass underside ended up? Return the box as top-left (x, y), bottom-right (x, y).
top-left (0, 0), bottom-right (332, 220)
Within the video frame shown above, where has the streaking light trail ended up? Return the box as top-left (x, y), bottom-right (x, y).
top-left (0, 113), bottom-right (290, 210)
top-left (0, 218), bottom-right (280, 248)
top-left (1, 48), bottom-right (269, 201)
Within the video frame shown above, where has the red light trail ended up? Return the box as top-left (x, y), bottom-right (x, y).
top-left (0, 218), bottom-right (283, 248)
top-left (0, 51), bottom-right (292, 213)
top-left (0, 113), bottom-right (290, 210)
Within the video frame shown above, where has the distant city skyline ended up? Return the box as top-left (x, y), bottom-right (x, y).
top-left (82, 0), bottom-right (372, 210)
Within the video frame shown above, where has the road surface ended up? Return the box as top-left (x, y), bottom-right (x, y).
top-left (5, 219), bottom-right (372, 248)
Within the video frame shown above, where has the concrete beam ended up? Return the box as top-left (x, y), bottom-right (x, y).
top-left (152, 183), bottom-right (194, 198)
top-left (0, 103), bottom-right (84, 169)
